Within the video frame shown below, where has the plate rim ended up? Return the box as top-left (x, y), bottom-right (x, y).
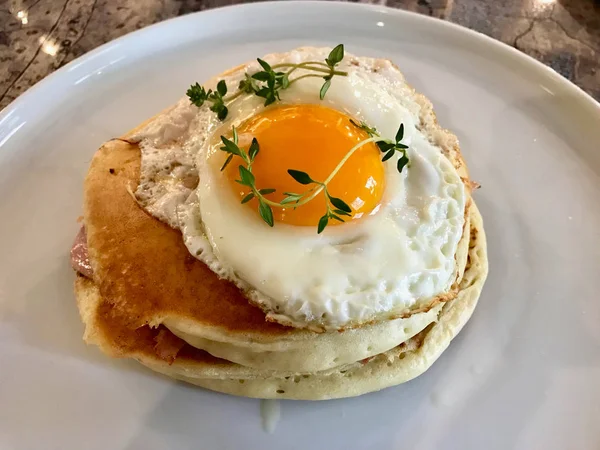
top-left (1, 0), bottom-right (599, 132)
top-left (0, 2), bottom-right (599, 446)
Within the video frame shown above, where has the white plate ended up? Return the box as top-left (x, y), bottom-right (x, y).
top-left (1, 2), bottom-right (599, 449)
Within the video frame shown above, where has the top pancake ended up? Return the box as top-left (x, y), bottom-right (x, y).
top-left (84, 138), bottom-right (286, 336)
top-left (83, 138), bottom-right (460, 371)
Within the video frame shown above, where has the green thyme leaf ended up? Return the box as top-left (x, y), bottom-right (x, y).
top-left (376, 141), bottom-right (395, 152)
top-left (220, 154), bottom-right (234, 171)
top-left (258, 200), bottom-right (274, 227)
top-left (248, 138), bottom-right (260, 161)
top-left (325, 44), bottom-right (344, 68)
top-left (329, 196), bottom-right (351, 213)
top-left (241, 192), bottom-right (255, 204)
top-left (281, 74), bottom-right (290, 89)
top-left (320, 79), bottom-right (331, 100)
top-left (257, 58), bottom-right (272, 72)
top-left (252, 71), bottom-right (272, 82)
top-left (239, 73), bottom-right (259, 93)
top-left (258, 188), bottom-right (276, 195)
top-left (257, 85), bottom-right (277, 106)
top-left (333, 208), bottom-right (352, 217)
top-left (238, 165), bottom-right (255, 186)
top-left (264, 95), bottom-right (276, 106)
top-left (317, 214), bottom-right (329, 234)
top-left (288, 169), bottom-right (314, 185)
top-left (210, 100), bottom-right (227, 120)
top-left (381, 149), bottom-right (395, 162)
top-left (256, 87), bottom-right (270, 97)
top-left (329, 214), bottom-right (345, 223)
top-left (397, 153), bottom-right (409, 173)
top-left (206, 85), bottom-right (229, 120)
top-left (232, 126), bottom-right (238, 144)
top-left (281, 193), bottom-right (303, 204)
top-left (186, 83), bottom-right (209, 107)
top-left (220, 136), bottom-right (242, 157)
top-left (217, 80), bottom-right (228, 96)
top-left (395, 123), bottom-right (404, 143)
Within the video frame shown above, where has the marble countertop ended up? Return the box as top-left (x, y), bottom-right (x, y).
top-left (1, 0), bottom-right (599, 110)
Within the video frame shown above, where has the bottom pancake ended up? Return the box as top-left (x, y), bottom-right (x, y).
top-left (74, 203), bottom-right (487, 400)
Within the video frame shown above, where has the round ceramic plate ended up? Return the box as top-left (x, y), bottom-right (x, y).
top-left (1, 2), bottom-right (599, 449)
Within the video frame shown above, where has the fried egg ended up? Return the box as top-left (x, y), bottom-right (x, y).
top-left (132, 47), bottom-right (467, 330)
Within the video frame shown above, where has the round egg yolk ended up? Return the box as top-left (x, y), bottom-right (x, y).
top-left (223, 104), bottom-right (385, 227)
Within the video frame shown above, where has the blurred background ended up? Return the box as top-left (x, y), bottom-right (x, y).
top-left (1, 0), bottom-right (599, 109)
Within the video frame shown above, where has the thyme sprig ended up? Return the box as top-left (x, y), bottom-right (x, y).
top-left (187, 80), bottom-right (230, 120)
top-left (219, 118), bottom-right (410, 234)
top-left (187, 45), bottom-right (347, 120)
top-left (349, 119), bottom-right (378, 138)
top-left (219, 128), bottom-right (277, 226)
top-left (285, 170), bottom-right (352, 234)
top-left (350, 120), bottom-right (410, 173)
top-left (219, 128), bottom-right (353, 233)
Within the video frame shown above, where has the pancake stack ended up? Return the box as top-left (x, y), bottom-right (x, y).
top-left (72, 49), bottom-right (488, 400)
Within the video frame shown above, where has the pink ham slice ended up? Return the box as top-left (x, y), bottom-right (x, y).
top-left (70, 226), bottom-right (93, 278)
top-left (154, 329), bottom-right (186, 364)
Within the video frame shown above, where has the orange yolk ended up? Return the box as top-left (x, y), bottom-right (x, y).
top-left (223, 104), bottom-right (385, 227)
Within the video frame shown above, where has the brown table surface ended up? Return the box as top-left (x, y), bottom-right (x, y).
top-left (1, 0), bottom-right (599, 110)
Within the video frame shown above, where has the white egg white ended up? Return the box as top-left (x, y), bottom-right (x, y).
top-left (133, 47), bottom-right (466, 330)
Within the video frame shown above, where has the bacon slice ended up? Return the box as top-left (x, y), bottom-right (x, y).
top-left (70, 226), bottom-right (93, 278)
top-left (154, 328), bottom-right (186, 364)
